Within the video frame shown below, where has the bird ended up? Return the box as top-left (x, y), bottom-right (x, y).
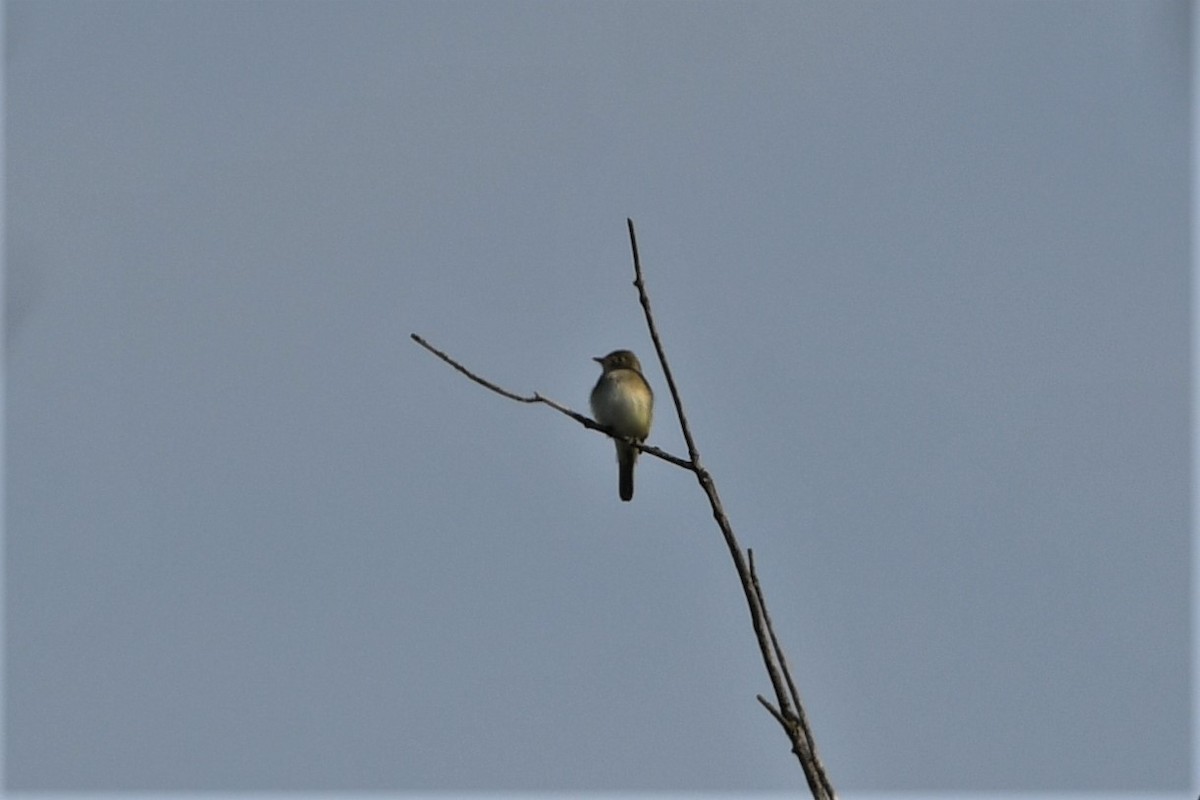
top-left (590, 349), bottom-right (654, 501)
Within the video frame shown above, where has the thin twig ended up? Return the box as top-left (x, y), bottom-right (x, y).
top-left (626, 219), bottom-right (701, 466)
top-left (411, 334), bottom-right (539, 403)
top-left (410, 334), bottom-right (693, 470)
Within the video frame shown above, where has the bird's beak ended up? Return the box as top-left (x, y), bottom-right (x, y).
top-left (592, 356), bottom-right (603, 364)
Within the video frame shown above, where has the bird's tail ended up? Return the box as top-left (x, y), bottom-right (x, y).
top-left (618, 444), bottom-right (637, 502)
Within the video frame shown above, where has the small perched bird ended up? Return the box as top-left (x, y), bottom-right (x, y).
top-left (590, 349), bottom-right (654, 501)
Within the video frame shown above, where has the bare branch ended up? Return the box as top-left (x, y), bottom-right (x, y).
top-left (413, 222), bottom-right (836, 798)
top-left (410, 333), bottom-right (693, 470)
top-left (626, 220), bottom-right (835, 798)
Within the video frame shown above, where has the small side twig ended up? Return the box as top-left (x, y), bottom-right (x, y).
top-left (749, 549), bottom-right (802, 720)
top-left (756, 694), bottom-right (790, 729)
top-left (750, 550), bottom-right (835, 799)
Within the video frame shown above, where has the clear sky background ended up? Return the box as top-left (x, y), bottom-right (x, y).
top-left (4, 0), bottom-right (1192, 794)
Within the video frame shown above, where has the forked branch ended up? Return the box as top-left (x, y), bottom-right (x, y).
top-left (412, 220), bottom-right (835, 798)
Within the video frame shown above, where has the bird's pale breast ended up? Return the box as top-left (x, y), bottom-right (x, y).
top-left (591, 370), bottom-right (653, 439)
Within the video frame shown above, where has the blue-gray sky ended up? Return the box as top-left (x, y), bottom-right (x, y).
top-left (5, 0), bottom-right (1192, 793)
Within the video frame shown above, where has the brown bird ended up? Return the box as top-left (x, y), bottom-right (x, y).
top-left (590, 350), bottom-right (654, 501)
